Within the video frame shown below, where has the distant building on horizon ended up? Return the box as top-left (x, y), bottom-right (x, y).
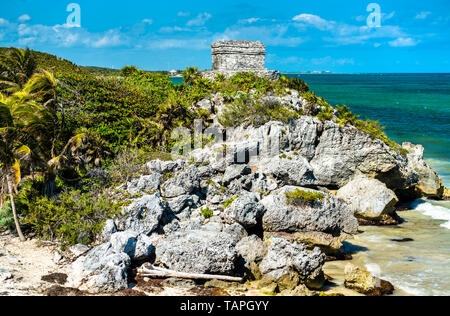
top-left (169, 69), bottom-right (178, 77)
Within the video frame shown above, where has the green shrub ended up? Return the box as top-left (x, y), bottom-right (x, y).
top-left (200, 207), bottom-right (214, 219)
top-left (317, 105), bottom-right (334, 122)
top-left (0, 202), bottom-right (14, 231)
top-left (336, 105), bottom-right (359, 126)
top-left (223, 196), bottom-right (237, 208)
top-left (218, 94), bottom-right (300, 128)
top-left (354, 119), bottom-right (408, 155)
top-left (23, 191), bottom-right (120, 248)
top-left (285, 189), bottom-right (324, 207)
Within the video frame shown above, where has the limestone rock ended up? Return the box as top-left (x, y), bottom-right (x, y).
top-left (69, 243), bottom-right (131, 293)
top-left (403, 142), bottom-right (444, 198)
top-left (117, 193), bottom-right (165, 235)
top-left (146, 159), bottom-right (186, 174)
top-left (344, 263), bottom-right (394, 296)
top-left (222, 164), bottom-right (251, 185)
top-left (259, 238), bottom-right (326, 291)
top-left (236, 235), bottom-right (267, 279)
top-left (119, 173), bottom-right (162, 195)
top-left (69, 244), bottom-right (91, 257)
top-left (223, 193), bottom-right (265, 228)
top-left (261, 186), bottom-right (358, 236)
top-left (279, 284), bottom-right (314, 296)
top-left (337, 175), bottom-right (399, 220)
top-left (311, 121), bottom-right (416, 190)
top-left (156, 230), bottom-right (238, 275)
top-left (162, 166), bottom-right (200, 198)
top-left (257, 155), bottom-right (317, 187)
top-left (100, 219), bottom-right (117, 242)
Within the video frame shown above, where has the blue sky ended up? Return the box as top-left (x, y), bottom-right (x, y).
top-left (0, 0), bottom-right (449, 72)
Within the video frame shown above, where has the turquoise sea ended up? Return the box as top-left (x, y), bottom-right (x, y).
top-left (286, 73), bottom-right (450, 187)
top-left (285, 73), bottom-right (450, 296)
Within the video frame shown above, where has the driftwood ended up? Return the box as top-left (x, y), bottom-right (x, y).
top-left (137, 263), bottom-right (243, 282)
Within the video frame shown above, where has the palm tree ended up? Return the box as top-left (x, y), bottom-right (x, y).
top-left (182, 67), bottom-right (200, 86)
top-left (0, 48), bottom-right (37, 94)
top-left (0, 91), bottom-right (45, 241)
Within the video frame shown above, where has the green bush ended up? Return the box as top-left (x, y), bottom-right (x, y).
top-left (218, 94), bottom-right (300, 128)
top-left (200, 207), bottom-right (214, 219)
top-left (223, 196), bottom-right (237, 208)
top-left (285, 189), bottom-right (324, 207)
top-left (23, 191), bottom-right (120, 247)
top-left (0, 202), bottom-right (14, 231)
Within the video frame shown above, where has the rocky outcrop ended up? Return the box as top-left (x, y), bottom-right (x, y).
top-left (155, 230), bottom-right (239, 275)
top-left (336, 175), bottom-right (399, 220)
top-left (116, 193), bottom-right (165, 235)
top-left (344, 263), bottom-right (394, 296)
top-left (235, 235), bottom-right (268, 278)
top-left (259, 238), bottom-right (326, 291)
top-left (402, 142), bottom-right (444, 199)
top-left (223, 193), bottom-right (265, 229)
top-left (261, 186), bottom-right (358, 236)
top-left (69, 243), bottom-right (131, 293)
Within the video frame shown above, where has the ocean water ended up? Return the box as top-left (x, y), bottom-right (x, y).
top-left (285, 73), bottom-right (450, 296)
top-left (286, 73), bottom-right (450, 187)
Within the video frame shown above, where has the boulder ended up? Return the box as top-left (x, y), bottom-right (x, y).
top-left (223, 223), bottom-right (248, 244)
top-left (279, 284), bottom-right (314, 296)
top-left (110, 231), bottom-right (137, 257)
top-left (261, 186), bottom-right (358, 236)
top-left (156, 230), bottom-right (238, 275)
top-left (223, 193), bottom-right (265, 228)
top-left (146, 159), bottom-right (186, 174)
top-left (263, 231), bottom-right (346, 257)
top-left (120, 173), bottom-right (162, 195)
top-left (161, 166), bottom-right (200, 198)
top-left (134, 234), bottom-right (155, 261)
top-left (69, 244), bottom-right (91, 257)
top-left (236, 235), bottom-right (267, 279)
top-left (117, 193), bottom-right (165, 235)
top-left (403, 143), bottom-right (444, 198)
top-left (100, 219), bottom-right (117, 242)
top-left (222, 164), bottom-right (251, 185)
top-left (69, 243), bottom-right (131, 293)
top-left (336, 175), bottom-right (399, 220)
top-left (259, 238), bottom-right (326, 291)
top-left (311, 121), bottom-right (415, 190)
top-left (344, 263), bottom-right (394, 296)
top-left (257, 155), bottom-right (317, 187)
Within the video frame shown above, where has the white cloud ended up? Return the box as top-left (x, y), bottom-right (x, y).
top-left (18, 14), bottom-right (31, 22)
top-left (292, 14), bottom-right (334, 31)
top-left (0, 18), bottom-right (9, 26)
top-left (214, 24), bottom-right (305, 47)
top-left (239, 17), bottom-right (261, 24)
top-left (159, 26), bottom-right (192, 33)
top-left (415, 12), bottom-right (431, 19)
top-left (142, 19), bottom-right (153, 24)
top-left (177, 12), bottom-right (190, 17)
top-left (383, 11), bottom-right (396, 21)
top-left (389, 37), bottom-right (419, 47)
top-left (186, 13), bottom-right (212, 27)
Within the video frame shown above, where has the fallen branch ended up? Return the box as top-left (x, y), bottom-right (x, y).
top-left (137, 264), bottom-right (243, 282)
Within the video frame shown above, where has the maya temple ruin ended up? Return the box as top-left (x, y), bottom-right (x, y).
top-left (202, 40), bottom-right (280, 80)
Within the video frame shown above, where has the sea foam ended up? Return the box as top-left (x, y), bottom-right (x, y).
top-left (412, 199), bottom-right (450, 229)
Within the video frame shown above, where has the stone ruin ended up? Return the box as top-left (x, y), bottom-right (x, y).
top-left (202, 40), bottom-right (280, 80)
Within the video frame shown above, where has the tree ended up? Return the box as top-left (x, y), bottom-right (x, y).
top-left (182, 67), bottom-right (200, 86)
top-left (0, 48), bottom-right (37, 94)
top-left (120, 65), bottom-right (139, 77)
top-left (0, 91), bottom-right (45, 241)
